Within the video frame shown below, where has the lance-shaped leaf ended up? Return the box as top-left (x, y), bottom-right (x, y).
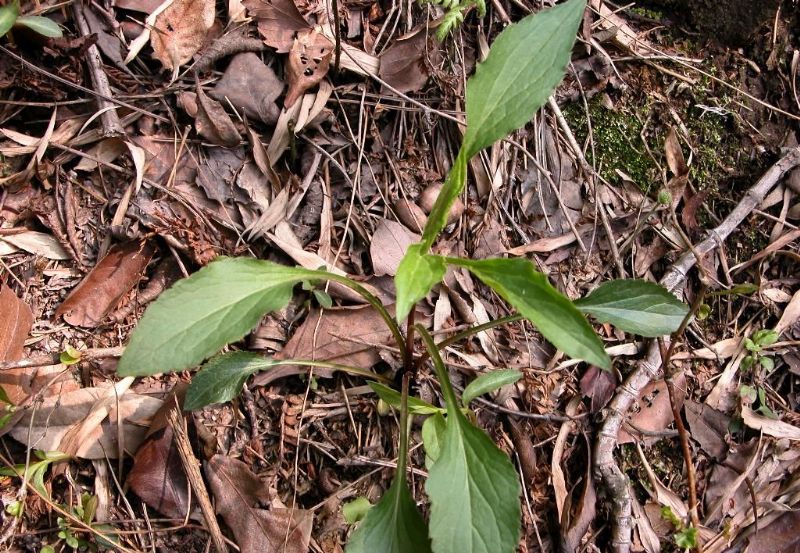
top-left (394, 244), bottom-right (446, 322)
top-left (574, 280), bottom-right (689, 337)
top-left (419, 152), bottom-right (468, 250)
top-left (462, 0), bottom-right (586, 157)
top-left (369, 382), bottom-right (444, 415)
top-left (0, 3), bottom-right (18, 38)
top-left (419, 327), bottom-right (521, 553)
top-left (15, 15), bottom-right (62, 37)
top-left (184, 352), bottom-right (270, 410)
top-left (449, 258), bottom-right (609, 369)
top-left (462, 369), bottom-right (522, 406)
top-left (118, 258), bottom-right (321, 377)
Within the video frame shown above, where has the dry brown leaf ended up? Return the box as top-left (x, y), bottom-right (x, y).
top-left (210, 52), bottom-right (283, 125)
top-left (775, 288), bottom-right (800, 335)
top-left (205, 454), bottom-right (313, 553)
top-left (635, 442), bottom-right (688, 519)
top-left (127, 386), bottom-right (191, 519)
top-left (116, 0), bottom-right (166, 12)
top-left (741, 405), bottom-right (800, 440)
top-left (55, 241), bottom-right (154, 328)
top-left (243, 0), bottom-right (311, 53)
top-left (10, 385), bottom-right (162, 459)
top-left (284, 29), bottom-right (333, 108)
top-left (684, 400), bottom-right (730, 459)
top-left (151, 0), bottom-right (215, 80)
top-left (253, 306), bottom-right (392, 387)
top-left (619, 372), bottom-right (685, 444)
top-left (665, 127), bottom-right (688, 209)
top-left (0, 284), bottom-right (34, 405)
top-left (370, 219), bottom-right (420, 276)
top-left (194, 84), bottom-right (241, 147)
top-left (741, 509), bottom-right (800, 552)
top-left (378, 26), bottom-right (436, 94)
top-left (0, 231), bottom-right (69, 260)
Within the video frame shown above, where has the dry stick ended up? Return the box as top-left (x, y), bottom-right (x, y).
top-left (0, 346), bottom-right (124, 371)
top-left (594, 146), bottom-right (800, 553)
top-left (72, 3), bottom-right (124, 137)
top-left (166, 407), bottom-right (229, 553)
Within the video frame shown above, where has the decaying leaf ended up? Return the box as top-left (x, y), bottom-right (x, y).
top-left (741, 405), bottom-right (800, 440)
top-left (370, 219), bottom-right (420, 276)
top-left (210, 52), bottom-right (283, 125)
top-left (194, 84), bottom-right (241, 147)
top-left (243, 0), bottom-right (310, 53)
top-left (151, 0), bottom-right (216, 80)
top-left (252, 306), bottom-right (393, 387)
top-left (664, 127), bottom-right (688, 208)
top-left (378, 26), bottom-right (437, 94)
top-left (0, 230), bottom-right (69, 260)
top-left (55, 241), bottom-right (155, 328)
top-left (10, 385), bottom-right (162, 459)
top-left (205, 454), bottom-right (313, 553)
top-left (284, 29), bottom-right (333, 108)
top-left (618, 372), bottom-right (685, 444)
top-left (0, 284), bottom-right (34, 405)
top-left (684, 399), bottom-right (729, 459)
top-left (127, 385), bottom-right (192, 519)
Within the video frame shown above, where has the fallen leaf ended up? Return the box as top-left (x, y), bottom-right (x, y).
top-left (243, 0), bottom-right (310, 53)
top-left (210, 52), bottom-right (283, 125)
top-left (378, 26), bottom-right (436, 94)
top-left (0, 231), bottom-right (69, 260)
top-left (742, 509), bottom-right (800, 553)
top-left (150, 0), bottom-right (216, 80)
top-left (115, 0), bottom-right (165, 13)
top-left (55, 241), bottom-right (155, 328)
top-left (580, 365), bottom-right (617, 413)
top-left (253, 306), bottom-right (393, 387)
top-left (684, 400), bottom-right (730, 459)
top-left (664, 127), bottom-right (688, 178)
top-left (619, 373), bottom-right (685, 444)
top-left (127, 386), bottom-right (191, 519)
top-left (195, 84), bottom-right (241, 147)
top-left (775, 288), bottom-right (800, 335)
top-left (10, 385), bottom-right (162, 459)
top-left (0, 284), bottom-right (34, 405)
top-left (370, 219), bottom-right (420, 276)
top-left (205, 454), bottom-right (313, 553)
top-left (741, 405), bottom-right (800, 440)
top-left (284, 28), bottom-right (333, 108)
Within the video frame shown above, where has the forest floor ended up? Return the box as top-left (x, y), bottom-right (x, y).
top-left (0, 0), bottom-right (799, 552)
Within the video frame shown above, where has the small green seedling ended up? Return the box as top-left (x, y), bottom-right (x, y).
top-left (0, 450), bottom-right (69, 501)
top-left (0, 385), bottom-right (15, 428)
top-left (741, 328), bottom-right (778, 372)
top-left (116, 2), bottom-right (689, 551)
top-left (660, 506), bottom-right (698, 549)
top-left (0, 1), bottom-right (63, 39)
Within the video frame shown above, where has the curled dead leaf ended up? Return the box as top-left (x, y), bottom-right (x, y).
top-left (284, 29), bottom-right (333, 109)
top-left (194, 84), bottom-right (241, 147)
top-left (55, 241), bottom-right (155, 328)
top-left (243, 0), bottom-right (310, 53)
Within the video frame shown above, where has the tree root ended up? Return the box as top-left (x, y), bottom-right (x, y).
top-left (593, 146), bottom-right (800, 553)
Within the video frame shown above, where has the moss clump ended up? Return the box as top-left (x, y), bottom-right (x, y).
top-left (563, 98), bottom-right (656, 191)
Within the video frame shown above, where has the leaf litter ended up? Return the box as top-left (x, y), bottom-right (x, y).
top-left (0, 0), bottom-right (798, 551)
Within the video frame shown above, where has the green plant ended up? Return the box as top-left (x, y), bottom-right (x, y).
top-left (741, 328), bottom-right (778, 373)
top-left (426, 0), bottom-right (485, 39)
top-left (660, 505), bottom-right (698, 549)
top-left (0, 1), bottom-right (63, 39)
top-left (117, 1), bottom-right (689, 551)
top-left (0, 450), bottom-right (69, 501)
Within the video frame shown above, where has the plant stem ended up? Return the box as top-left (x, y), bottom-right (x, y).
top-left (434, 314), bottom-right (523, 352)
top-left (417, 324), bottom-right (461, 415)
top-left (396, 373), bottom-right (410, 478)
top-left (262, 358), bottom-right (393, 384)
top-left (404, 308), bottom-right (416, 375)
top-left (323, 273), bottom-right (409, 369)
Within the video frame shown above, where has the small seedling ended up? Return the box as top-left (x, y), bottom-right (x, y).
top-left (741, 328), bottom-right (778, 372)
top-left (117, 1), bottom-right (689, 551)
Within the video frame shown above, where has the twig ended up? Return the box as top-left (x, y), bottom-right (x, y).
top-left (0, 347), bottom-right (124, 371)
top-left (72, 3), bottom-right (124, 137)
top-left (593, 146), bottom-right (800, 553)
top-left (166, 407), bottom-right (228, 553)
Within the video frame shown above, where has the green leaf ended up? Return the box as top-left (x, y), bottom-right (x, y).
top-left (425, 392), bottom-right (521, 553)
top-left (461, 0), bottom-right (586, 157)
top-left (184, 352), bottom-right (272, 410)
top-left (419, 152), bottom-right (468, 250)
top-left (0, 3), bottom-right (18, 38)
top-left (394, 244), bottom-right (447, 322)
top-left (15, 15), bottom-right (62, 37)
top-left (753, 329), bottom-right (778, 347)
top-left (346, 477), bottom-right (432, 553)
top-left (368, 382), bottom-right (444, 415)
top-left (0, 385), bottom-right (12, 405)
top-left (574, 280), bottom-right (689, 337)
top-left (421, 413), bottom-right (446, 469)
top-left (674, 526), bottom-right (698, 548)
top-left (343, 497), bottom-right (372, 524)
top-left (419, 326), bottom-right (521, 553)
top-left (60, 345), bottom-right (82, 366)
top-left (462, 369), bottom-right (522, 406)
top-left (118, 258), bottom-right (320, 377)
top-left (449, 257), bottom-right (609, 369)
top-left (759, 356), bottom-right (774, 372)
